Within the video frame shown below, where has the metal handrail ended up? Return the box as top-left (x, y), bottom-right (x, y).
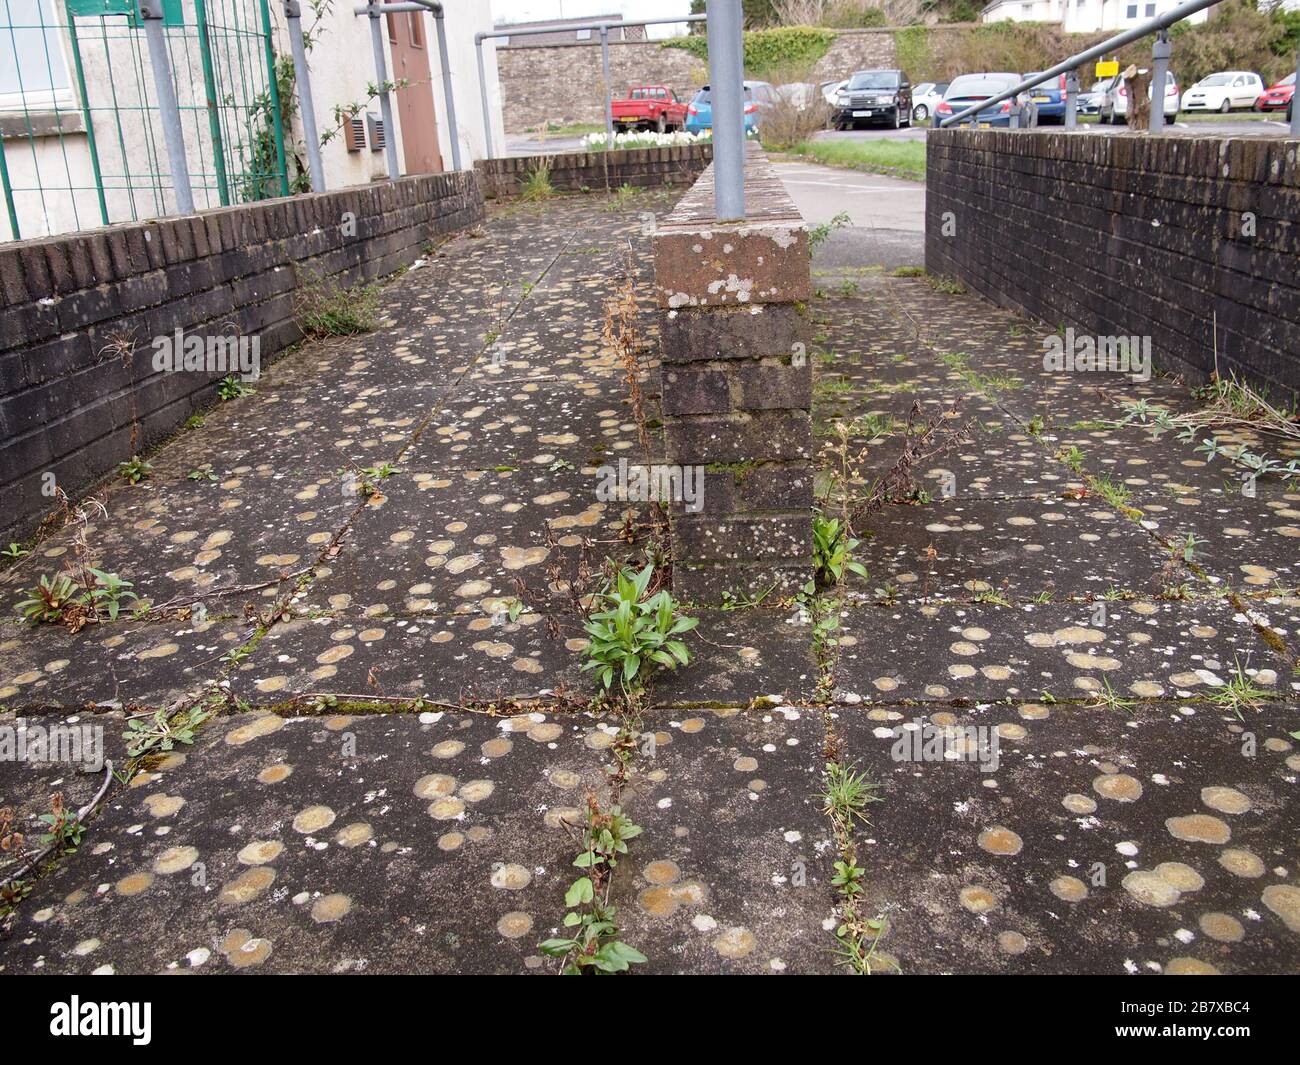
top-left (937, 0), bottom-right (1222, 129)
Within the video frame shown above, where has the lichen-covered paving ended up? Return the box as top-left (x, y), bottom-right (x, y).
top-left (1, 192), bottom-right (1297, 974)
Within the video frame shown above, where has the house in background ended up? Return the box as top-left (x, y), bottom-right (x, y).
top-left (0, 0), bottom-right (505, 241)
top-left (979, 0), bottom-right (1209, 31)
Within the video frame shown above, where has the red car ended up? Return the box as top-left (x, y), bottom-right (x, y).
top-left (611, 85), bottom-right (689, 133)
top-left (1256, 72), bottom-right (1294, 120)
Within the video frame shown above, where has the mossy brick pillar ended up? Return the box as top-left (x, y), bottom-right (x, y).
top-left (652, 143), bottom-right (814, 601)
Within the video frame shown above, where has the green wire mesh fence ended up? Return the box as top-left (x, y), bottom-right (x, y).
top-left (0, 0), bottom-right (289, 241)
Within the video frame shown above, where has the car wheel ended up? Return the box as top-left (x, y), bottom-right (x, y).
top-left (891, 108), bottom-right (901, 130)
top-left (1219, 99), bottom-right (1231, 114)
top-left (913, 104), bottom-right (928, 122)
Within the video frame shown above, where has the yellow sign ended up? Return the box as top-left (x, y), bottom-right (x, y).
top-left (1095, 60), bottom-right (1119, 78)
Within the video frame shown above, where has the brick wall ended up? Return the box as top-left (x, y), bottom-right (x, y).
top-left (654, 142), bottom-right (813, 601)
top-left (475, 143), bottom-right (714, 199)
top-left (925, 130), bottom-right (1300, 397)
top-left (0, 171), bottom-right (484, 547)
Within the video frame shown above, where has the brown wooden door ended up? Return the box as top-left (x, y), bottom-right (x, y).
top-left (387, 12), bottom-right (442, 174)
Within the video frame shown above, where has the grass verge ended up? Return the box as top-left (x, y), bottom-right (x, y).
top-left (786, 138), bottom-right (926, 182)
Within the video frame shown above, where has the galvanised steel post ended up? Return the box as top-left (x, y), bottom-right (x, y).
top-left (1291, 43), bottom-right (1300, 137)
top-left (600, 25), bottom-right (614, 146)
top-left (1150, 29), bottom-right (1171, 134)
top-left (431, 5), bottom-right (462, 171)
top-left (476, 36), bottom-right (495, 158)
top-left (139, 0), bottom-right (194, 214)
top-left (285, 0), bottom-right (326, 191)
top-left (367, 4), bottom-right (401, 179)
top-left (1065, 69), bottom-right (1079, 129)
top-left (706, 0), bottom-right (744, 220)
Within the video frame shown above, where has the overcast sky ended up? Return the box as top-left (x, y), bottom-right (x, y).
top-left (491, 0), bottom-right (696, 38)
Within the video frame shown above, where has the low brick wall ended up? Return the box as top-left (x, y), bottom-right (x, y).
top-left (475, 143), bottom-right (713, 199)
top-left (653, 142), bottom-right (813, 601)
top-left (0, 171), bottom-right (484, 546)
top-left (925, 130), bottom-right (1300, 397)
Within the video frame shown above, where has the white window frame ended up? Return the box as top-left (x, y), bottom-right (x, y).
top-left (0, 0), bottom-right (76, 112)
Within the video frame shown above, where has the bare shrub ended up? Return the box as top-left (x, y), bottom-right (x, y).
top-left (759, 84), bottom-right (832, 150)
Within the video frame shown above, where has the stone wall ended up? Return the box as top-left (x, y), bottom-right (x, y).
top-left (496, 41), bottom-right (704, 132)
top-left (653, 143), bottom-right (813, 600)
top-left (495, 29), bottom-right (909, 133)
top-left (475, 144), bottom-right (714, 199)
top-left (0, 172), bottom-right (484, 547)
top-left (925, 130), bottom-right (1300, 398)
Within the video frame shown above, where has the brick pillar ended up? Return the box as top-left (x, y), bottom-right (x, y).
top-left (652, 143), bottom-right (813, 602)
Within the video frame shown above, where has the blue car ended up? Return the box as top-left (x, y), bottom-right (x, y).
top-left (685, 80), bottom-right (776, 135)
top-left (1023, 71), bottom-right (1069, 124)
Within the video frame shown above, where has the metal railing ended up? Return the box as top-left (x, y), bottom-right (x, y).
top-left (936, 0), bottom-right (1252, 135)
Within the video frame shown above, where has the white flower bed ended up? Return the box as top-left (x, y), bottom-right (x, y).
top-left (579, 129), bottom-right (713, 151)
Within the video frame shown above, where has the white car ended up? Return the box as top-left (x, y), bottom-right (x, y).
top-left (1099, 68), bottom-right (1180, 123)
top-left (1181, 71), bottom-right (1264, 113)
top-left (821, 79), bottom-right (847, 106)
top-left (910, 81), bottom-right (949, 123)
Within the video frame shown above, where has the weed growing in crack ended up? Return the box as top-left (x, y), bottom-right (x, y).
top-left (35, 793), bottom-right (84, 854)
top-left (521, 157), bottom-right (556, 201)
top-left (295, 274), bottom-right (380, 337)
top-left (580, 563), bottom-right (697, 693)
top-left (1090, 476), bottom-right (1131, 510)
top-left (117, 456), bottom-right (153, 484)
top-left (820, 726), bottom-right (895, 975)
top-left (813, 511), bottom-right (868, 589)
top-left (124, 698), bottom-right (217, 760)
top-left (1091, 678), bottom-right (1136, 713)
top-left (1208, 656), bottom-right (1276, 719)
top-left (15, 568), bottom-right (140, 629)
top-left (807, 211), bottom-right (850, 254)
top-left (217, 374), bottom-right (254, 401)
top-left (539, 791), bottom-right (646, 974)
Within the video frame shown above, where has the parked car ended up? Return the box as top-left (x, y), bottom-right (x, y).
top-left (1099, 68), bottom-right (1180, 124)
top-left (1022, 71), bottom-right (1069, 123)
top-left (685, 81), bottom-right (776, 135)
top-left (820, 79), bottom-right (847, 106)
top-left (831, 69), bottom-right (912, 129)
top-left (934, 72), bottom-right (1022, 128)
top-left (611, 85), bottom-right (689, 133)
top-left (1078, 79), bottom-right (1108, 115)
top-left (1255, 72), bottom-right (1295, 119)
top-left (1182, 71), bottom-right (1264, 113)
top-left (910, 81), bottom-right (948, 123)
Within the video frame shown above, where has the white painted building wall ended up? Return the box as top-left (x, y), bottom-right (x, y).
top-left (980, 0), bottom-right (1209, 31)
top-left (0, 0), bottom-right (503, 241)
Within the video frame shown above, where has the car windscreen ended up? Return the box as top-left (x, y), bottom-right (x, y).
top-left (693, 87), bottom-right (753, 104)
top-left (1196, 74), bottom-right (1234, 86)
top-left (946, 75), bottom-right (1018, 98)
top-left (847, 72), bottom-right (899, 90)
top-left (1281, 74), bottom-right (1296, 87)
